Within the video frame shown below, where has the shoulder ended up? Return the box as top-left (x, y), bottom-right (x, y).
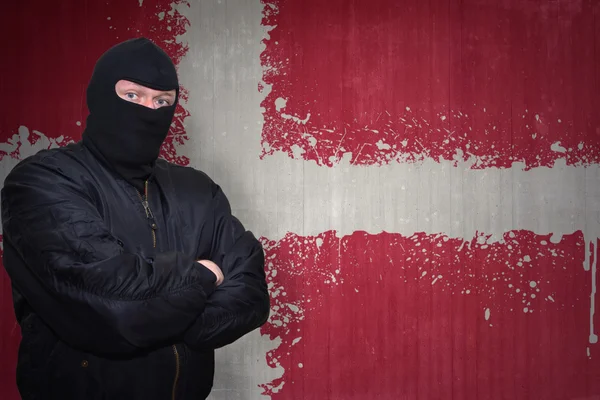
top-left (2, 144), bottom-right (96, 217)
top-left (155, 159), bottom-right (220, 198)
top-left (4, 143), bottom-right (91, 188)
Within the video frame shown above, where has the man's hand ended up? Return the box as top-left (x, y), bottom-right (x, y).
top-left (197, 260), bottom-right (224, 286)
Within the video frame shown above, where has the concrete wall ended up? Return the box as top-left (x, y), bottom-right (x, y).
top-left (1, 0), bottom-right (599, 399)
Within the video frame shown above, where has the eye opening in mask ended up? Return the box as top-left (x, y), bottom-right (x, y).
top-left (114, 79), bottom-right (177, 110)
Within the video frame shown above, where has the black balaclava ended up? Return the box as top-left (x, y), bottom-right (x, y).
top-left (81, 37), bottom-right (179, 192)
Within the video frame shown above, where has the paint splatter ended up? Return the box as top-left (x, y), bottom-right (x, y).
top-left (0, 0), bottom-right (192, 165)
top-left (588, 240), bottom-right (598, 344)
top-left (259, 0), bottom-right (600, 169)
top-left (0, 2), bottom-right (192, 398)
top-left (260, 230), bottom-right (600, 399)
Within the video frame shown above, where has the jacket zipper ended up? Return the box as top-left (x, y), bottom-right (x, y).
top-left (137, 180), bottom-right (181, 400)
top-left (172, 345), bottom-right (181, 400)
top-left (138, 180), bottom-right (157, 248)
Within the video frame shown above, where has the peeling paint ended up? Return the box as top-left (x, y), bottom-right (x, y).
top-left (259, 0), bottom-right (599, 169)
top-left (259, 230), bottom-right (600, 398)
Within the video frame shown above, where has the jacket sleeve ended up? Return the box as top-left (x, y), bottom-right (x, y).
top-left (1, 156), bottom-right (217, 355)
top-left (183, 184), bottom-right (270, 350)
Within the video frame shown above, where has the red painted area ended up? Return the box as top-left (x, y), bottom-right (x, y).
top-left (260, 0), bottom-right (600, 168)
top-left (0, 1), bottom-right (190, 398)
top-left (0, 0), bottom-right (191, 164)
top-left (0, 236), bottom-right (19, 400)
top-left (260, 231), bottom-right (600, 399)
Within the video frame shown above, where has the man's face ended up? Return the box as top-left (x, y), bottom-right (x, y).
top-left (115, 79), bottom-right (177, 109)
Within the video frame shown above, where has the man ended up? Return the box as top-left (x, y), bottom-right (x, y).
top-left (1, 37), bottom-right (270, 399)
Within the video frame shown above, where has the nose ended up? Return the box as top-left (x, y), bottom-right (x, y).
top-left (142, 98), bottom-right (156, 109)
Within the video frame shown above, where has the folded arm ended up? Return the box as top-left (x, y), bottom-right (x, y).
top-left (184, 184), bottom-right (270, 350)
top-left (1, 155), bottom-right (217, 355)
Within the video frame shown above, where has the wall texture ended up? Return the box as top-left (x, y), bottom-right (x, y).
top-left (1, 0), bottom-right (599, 399)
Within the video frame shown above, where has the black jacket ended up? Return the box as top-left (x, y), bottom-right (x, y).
top-left (1, 142), bottom-right (270, 400)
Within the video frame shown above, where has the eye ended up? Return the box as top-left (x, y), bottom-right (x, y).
top-left (125, 92), bottom-right (138, 100)
top-left (156, 98), bottom-right (171, 107)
